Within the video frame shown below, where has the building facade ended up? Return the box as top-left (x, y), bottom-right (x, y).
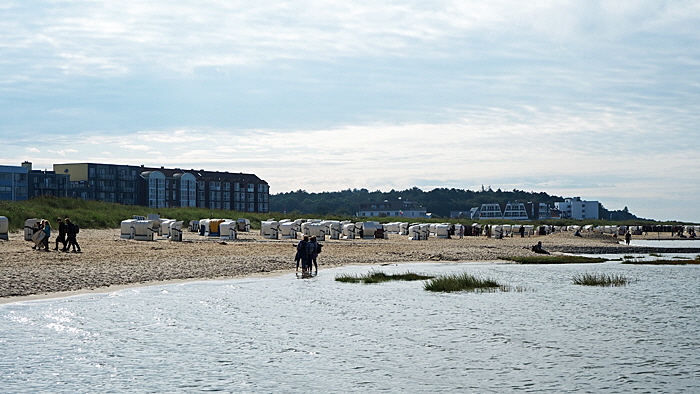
top-left (358, 199), bottom-right (429, 218)
top-left (0, 164), bottom-right (28, 201)
top-left (24, 162), bottom-right (71, 199)
top-left (555, 197), bottom-right (600, 220)
top-left (50, 162), bottom-right (269, 213)
top-left (478, 203), bottom-right (503, 220)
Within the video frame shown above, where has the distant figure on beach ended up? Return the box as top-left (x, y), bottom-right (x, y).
top-left (66, 218), bottom-right (81, 253)
top-left (41, 220), bottom-right (51, 251)
top-left (519, 225), bottom-right (525, 238)
top-left (459, 225), bottom-right (464, 239)
top-left (294, 239), bottom-right (304, 272)
top-left (55, 218), bottom-right (68, 251)
top-left (308, 235), bottom-right (319, 274)
top-left (532, 241), bottom-right (549, 254)
top-left (294, 235), bottom-right (309, 274)
top-left (625, 231), bottom-right (632, 245)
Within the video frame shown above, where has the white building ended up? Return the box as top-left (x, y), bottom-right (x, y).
top-left (479, 203), bottom-right (503, 220)
top-left (502, 202), bottom-right (529, 220)
top-left (358, 199), bottom-right (429, 218)
top-left (555, 197), bottom-right (600, 220)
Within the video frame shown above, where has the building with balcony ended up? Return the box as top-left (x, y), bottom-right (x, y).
top-left (358, 199), bottom-right (429, 218)
top-left (53, 162), bottom-right (270, 213)
top-left (0, 164), bottom-right (28, 201)
top-left (555, 197), bottom-right (600, 220)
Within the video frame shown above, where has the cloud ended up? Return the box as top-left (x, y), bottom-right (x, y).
top-left (1, 1), bottom-right (699, 222)
top-left (47, 149), bottom-right (78, 156)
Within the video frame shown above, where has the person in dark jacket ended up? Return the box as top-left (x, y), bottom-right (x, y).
top-left (65, 218), bottom-right (81, 253)
top-left (54, 218), bottom-right (68, 251)
top-left (308, 236), bottom-right (319, 274)
top-left (296, 235), bottom-right (309, 275)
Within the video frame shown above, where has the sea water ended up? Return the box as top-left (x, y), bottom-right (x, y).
top-left (1, 261), bottom-right (699, 393)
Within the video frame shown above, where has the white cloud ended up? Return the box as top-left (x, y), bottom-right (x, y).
top-left (1, 0), bottom-right (699, 222)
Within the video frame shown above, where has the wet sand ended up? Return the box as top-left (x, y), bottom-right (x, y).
top-left (0, 228), bottom-right (694, 302)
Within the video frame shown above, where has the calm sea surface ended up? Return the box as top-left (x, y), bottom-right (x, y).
top-left (1, 261), bottom-right (699, 393)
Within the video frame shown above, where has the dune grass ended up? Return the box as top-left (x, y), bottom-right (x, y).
top-left (335, 270), bottom-right (434, 284)
top-left (0, 196), bottom-right (277, 231)
top-left (501, 255), bottom-right (607, 264)
top-left (572, 272), bottom-right (632, 286)
top-left (423, 273), bottom-right (503, 293)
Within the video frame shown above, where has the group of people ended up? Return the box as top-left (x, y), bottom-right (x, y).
top-left (32, 218), bottom-right (81, 253)
top-left (295, 235), bottom-right (322, 276)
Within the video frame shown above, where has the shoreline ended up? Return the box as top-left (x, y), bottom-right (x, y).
top-left (1, 228), bottom-right (698, 302)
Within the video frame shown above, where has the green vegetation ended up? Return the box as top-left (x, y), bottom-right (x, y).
top-left (335, 270), bottom-right (434, 284)
top-left (572, 272), bottom-right (632, 286)
top-left (2, 194), bottom-right (694, 232)
top-left (423, 273), bottom-right (502, 292)
top-left (501, 255), bottom-right (608, 264)
top-left (0, 196), bottom-right (271, 231)
top-left (270, 186), bottom-right (667, 222)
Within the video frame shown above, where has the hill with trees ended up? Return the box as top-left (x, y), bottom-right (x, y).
top-left (271, 186), bottom-right (640, 220)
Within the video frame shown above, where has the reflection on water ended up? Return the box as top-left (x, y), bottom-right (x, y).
top-left (2, 262), bottom-right (699, 393)
top-left (626, 239), bottom-right (700, 248)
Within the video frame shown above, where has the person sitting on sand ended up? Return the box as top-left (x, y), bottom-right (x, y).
top-left (532, 241), bottom-right (550, 254)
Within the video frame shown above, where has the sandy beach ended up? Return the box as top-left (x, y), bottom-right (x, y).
top-left (1, 228), bottom-right (697, 302)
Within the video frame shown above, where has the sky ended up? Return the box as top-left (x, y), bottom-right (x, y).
top-left (1, 1), bottom-right (699, 222)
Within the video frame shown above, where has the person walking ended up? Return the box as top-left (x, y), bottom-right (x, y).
top-left (307, 236), bottom-right (319, 275)
top-left (296, 235), bottom-right (310, 275)
top-left (625, 231), bottom-right (632, 245)
top-left (65, 218), bottom-right (81, 253)
top-left (54, 218), bottom-right (68, 251)
top-left (41, 220), bottom-right (51, 251)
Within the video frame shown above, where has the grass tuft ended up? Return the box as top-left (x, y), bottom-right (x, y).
top-left (423, 272), bottom-right (501, 293)
top-left (335, 270), bottom-right (434, 284)
top-left (572, 272), bottom-right (632, 286)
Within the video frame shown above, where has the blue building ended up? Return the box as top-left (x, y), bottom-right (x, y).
top-left (0, 163), bottom-right (29, 201)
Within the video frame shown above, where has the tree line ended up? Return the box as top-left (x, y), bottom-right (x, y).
top-left (270, 186), bottom-right (637, 220)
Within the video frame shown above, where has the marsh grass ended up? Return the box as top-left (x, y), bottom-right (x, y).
top-left (572, 272), bottom-right (632, 286)
top-left (335, 270), bottom-right (434, 284)
top-left (501, 255), bottom-right (607, 264)
top-left (423, 273), bottom-right (503, 293)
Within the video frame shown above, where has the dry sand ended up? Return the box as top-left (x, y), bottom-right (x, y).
top-left (1, 228), bottom-right (696, 302)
